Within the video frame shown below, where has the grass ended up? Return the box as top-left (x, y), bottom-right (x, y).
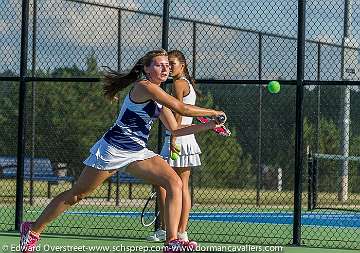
top-left (0, 179), bottom-right (359, 250)
top-left (1, 179), bottom-right (359, 207)
top-left (0, 205), bottom-right (358, 250)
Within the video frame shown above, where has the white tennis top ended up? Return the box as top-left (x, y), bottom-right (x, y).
top-left (179, 77), bottom-right (197, 125)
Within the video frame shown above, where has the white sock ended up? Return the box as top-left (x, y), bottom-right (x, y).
top-left (177, 231), bottom-right (188, 241)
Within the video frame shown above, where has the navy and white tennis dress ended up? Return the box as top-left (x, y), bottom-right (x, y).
top-left (83, 92), bottom-right (162, 171)
top-left (160, 77), bottom-right (201, 167)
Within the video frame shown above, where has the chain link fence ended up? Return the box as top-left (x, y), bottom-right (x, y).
top-left (0, 0), bottom-right (359, 250)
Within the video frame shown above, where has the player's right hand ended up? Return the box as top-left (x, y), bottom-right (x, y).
top-left (215, 111), bottom-right (227, 124)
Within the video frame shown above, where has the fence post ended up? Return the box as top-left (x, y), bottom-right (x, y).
top-left (293, 0), bottom-right (306, 246)
top-left (117, 9), bottom-right (122, 72)
top-left (316, 42), bottom-right (321, 155)
top-left (192, 22), bottom-right (197, 78)
top-left (30, 0), bottom-right (38, 207)
top-left (256, 32), bottom-right (263, 207)
top-left (154, 0), bottom-right (171, 232)
top-left (15, 0), bottom-right (31, 231)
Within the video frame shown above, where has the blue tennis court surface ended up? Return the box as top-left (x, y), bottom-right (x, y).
top-left (63, 211), bottom-right (360, 228)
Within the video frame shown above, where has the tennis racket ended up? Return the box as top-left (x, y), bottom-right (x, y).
top-left (141, 191), bottom-right (160, 227)
top-left (195, 115), bottom-right (231, 137)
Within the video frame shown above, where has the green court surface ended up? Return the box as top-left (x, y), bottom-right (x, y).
top-left (0, 232), bottom-right (357, 253)
top-left (0, 205), bottom-right (359, 250)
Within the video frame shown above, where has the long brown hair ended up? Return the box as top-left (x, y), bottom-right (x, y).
top-left (168, 50), bottom-right (202, 97)
top-left (103, 49), bottom-right (168, 100)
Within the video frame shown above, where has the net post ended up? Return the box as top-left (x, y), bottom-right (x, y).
top-left (115, 172), bottom-right (120, 206)
top-left (313, 157), bottom-right (318, 209)
top-left (307, 146), bottom-right (313, 211)
top-left (107, 178), bottom-right (112, 201)
top-left (190, 170), bottom-right (194, 206)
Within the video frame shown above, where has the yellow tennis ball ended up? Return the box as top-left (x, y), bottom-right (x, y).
top-left (175, 144), bottom-right (181, 153)
top-left (170, 151), bottom-right (179, 161)
top-left (267, 80), bottom-right (281, 94)
top-left (170, 144), bottom-right (181, 161)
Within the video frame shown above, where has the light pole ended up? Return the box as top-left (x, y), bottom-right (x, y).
top-left (339, 0), bottom-right (357, 202)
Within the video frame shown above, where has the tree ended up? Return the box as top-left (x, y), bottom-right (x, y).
top-left (31, 56), bottom-right (118, 176)
top-left (194, 91), bottom-right (254, 188)
top-left (0, 80), bottom-right (18, 155)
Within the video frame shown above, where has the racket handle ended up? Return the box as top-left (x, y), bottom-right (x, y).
top-left (216, 114), bottom-right (226, 123)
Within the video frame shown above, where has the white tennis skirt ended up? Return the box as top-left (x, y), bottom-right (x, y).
top-left (160, 134), bottom-right (201, 168)
top-left (83, 138), bottom-right (158, 171)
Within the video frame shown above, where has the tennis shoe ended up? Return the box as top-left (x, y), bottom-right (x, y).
top-left (163, 239), bottom-right (184, 253)
top-left (147, 229), bottom-right (166, 241)
top-left (179, 239), bottom-right (198, 251)
top-left (19, 222), bottom-right (40, 253)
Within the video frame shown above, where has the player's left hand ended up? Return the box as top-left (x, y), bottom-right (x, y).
top-left (206, 119), bottom-right (224, 130)
top-left (170, 136), bottom-right (180, 154)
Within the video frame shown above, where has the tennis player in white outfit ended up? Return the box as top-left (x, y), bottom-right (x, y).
top-left (19, 49), bottom-right (227, 253)
top-left (147, 50), bottom-right (202, 244)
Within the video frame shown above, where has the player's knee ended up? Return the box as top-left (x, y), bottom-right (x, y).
top-left (167, 177), bottom-right (182, 195)
top-left (64, 190), bottom-right (87, 205)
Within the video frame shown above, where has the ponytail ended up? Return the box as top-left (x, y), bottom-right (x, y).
top-left (103, 58), bottom-right (144, 100)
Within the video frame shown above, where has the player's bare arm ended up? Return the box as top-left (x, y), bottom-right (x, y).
top-left (142, 81), bottom-right (223, 117)
top-left (170, 79), bottom-right (188, 146)
top-left (159, 107), bottom-right (218, 137)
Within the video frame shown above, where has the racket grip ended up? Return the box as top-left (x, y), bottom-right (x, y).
top-left (216, 114), bottom-right (226, 123)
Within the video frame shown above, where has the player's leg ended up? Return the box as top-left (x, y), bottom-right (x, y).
top-left (156, 186), bottom-right (167, 240)
top-left (174, 167), bottom-right (198, 250)
top-left (147, 186), bottom-right (167, 241)
top-left (175, 167), bottom-right (191, 235)
top-left (31, 167), bottom-right (117, 233)
top-left (158, 185), bottom-right (167, 229)
top-left (20, 166), bottom-right (117, 252)
top-left (126, 155), bottom-right (182, 242)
